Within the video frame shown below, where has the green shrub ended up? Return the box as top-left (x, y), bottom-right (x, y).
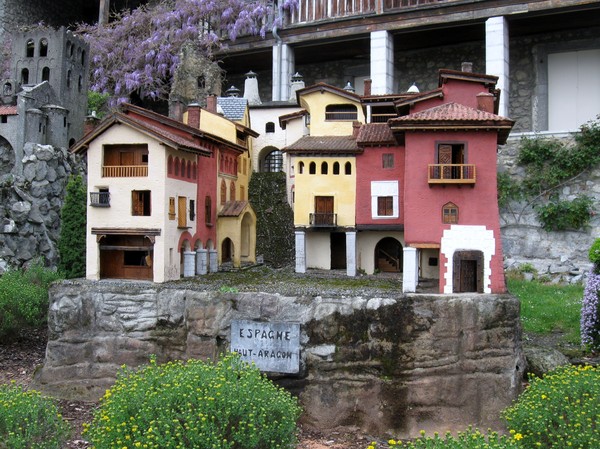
top-left (535, 195), bottom-right (594, 232)
top-left (503, 364), bottom-right (600, 448)
top-left (367, 428), bottom-right (521, 449)
top-left (58, 175), bottom-right (86, 279)
top-left (84, 354), bottom-right (302, 449)
top-left (0, 260), bottom-right (62, 340)
top-left (0, 383), bottom-right (70, 449)
top-left (589, 238), bottom-right (600, 272)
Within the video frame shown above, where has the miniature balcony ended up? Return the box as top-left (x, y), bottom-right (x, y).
top-left (102, 165), bottom-right (148, 177)
top-left (90, 191), bottom-right (110, 207)
top-left (309, 213), bottom-right (337, 227)
top-left (428, 164), bottom-right (476, 185)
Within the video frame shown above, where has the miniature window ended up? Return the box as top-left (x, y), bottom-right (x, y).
top-left (230, 181), bottom-right (236, 201)
top-left (26, 39), bottom-right (34, 57)
top-left (240, 185), bottom-right (245, 201)
top-left (174, 157), bottom-right (180, 176)
top-left (442, 202), bottom-right (458, 224)
top-left (132, 190), bottom-right (151, 216)
top-left (264, 150), bottom-right (283, 172)
top-left (333, 162), bottom-right (340, 175)
top-left (81, 50), bottom-right (86, 66)
top-left (325, 104), bottom-right (357, 121)
top-left (168, 197), bottom-right (176, 220)
top-left (265, 122), bottom-right (275, 133)
top-left (220, 179), bottom-right (227, 205)
top-left (309, 162), bottom-right (316, 174)
top-left (298, 161), bottom-right (304, 174)
top-left (189, 199), bottom-right (196, 221)
top-left (42, 67), bottom-right (50, 82)
top-left (187, 160), bottom-right (192, 178)
top-left (205, 196), bottom-right (212, 225)
top-left (178, 197), bottom-right (187, 228)
top-left (321, 162), bottom-right (328, 174)
top-left (21, 68), bottom-right (29, 85)
top-left (66, 70), bottom-right (72, 88)
top-left (1, 116), bottom-right (7, 124)
top-left (167, 156), bottom-right (173, 174)
top-left (382, 153), bottom-right (394, 168)
top-left (39, 39), bottom-right (48, 57)
top-left (377, 196), bottom-right (394, 216)
top-left (345, 162), bottom-right (352, 175)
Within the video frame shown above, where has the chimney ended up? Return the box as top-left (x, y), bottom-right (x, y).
top-left (352, 121), bottom-right (361, 138)
top-left (289, 72), bottom-right (305, 103)
top-left (461, 62), bottom-right (473, 73)
top-left (83, 112), bottom-right (101, 136)
top-left (363, 79), bottom-right (372, 96)
top-left (476, 92), bottom-right (495, 113)
top-left (243, 70), bottom-right (261, 106)
top-left (225, 85), bottom-right (241, 97)
top-left (206, 95), bottom-right (217, 113)
top-left (187, 103), bottom-right (201, 128)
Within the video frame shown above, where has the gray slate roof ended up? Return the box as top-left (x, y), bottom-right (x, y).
top-left (217, 97), bottom-right (248, 121)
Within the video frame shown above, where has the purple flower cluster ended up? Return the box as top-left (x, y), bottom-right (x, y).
top-left (77, 0), bottom-right (298, 106)
top-left (581, 270), bottom-right (600, 348)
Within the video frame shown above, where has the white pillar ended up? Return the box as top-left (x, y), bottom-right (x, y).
top-left (346, 231), bottom-right (357, 277)
top-left (209, 249), bottom-right (218, 273)
top-left (183, 251), bottom-right (196, 277)
top-left (370, 30), bottom-right (394, 95)
top-left (486, 16), bottom-right (510, 117)
top-left (272, 43), bottom-right (295, 101)
top-left (402, 247), bottom-right (418, 293)
top-left (295, 230), bottom-right (306, 273)
top-left (196, 249), bottom-right (208, 275)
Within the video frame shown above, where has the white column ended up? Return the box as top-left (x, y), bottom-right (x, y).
top-left (486, 16), bottom-right (510, 117)
top-left (196, 249), bottom-right (208, 275)
top-left (370, 30), bottom-right (394, 95)
top-left (209, 249), bottom-right (218, 273)
top-left (346, 231), bottom-right (357, 277)
top-left (295, 230), bottom-right (306, 273)
top-left (402, 247), bottom-right (418, 293)
top-left (183, 251), bottom-right (196, 277)
top-left (272, 43), bottom-right (295, 101)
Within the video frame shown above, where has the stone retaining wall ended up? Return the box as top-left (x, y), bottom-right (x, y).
top-left (34, 280), bottom-right (524, 438)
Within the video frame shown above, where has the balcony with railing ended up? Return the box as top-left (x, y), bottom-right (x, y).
top-left (428, 164), bottom-right (476, 184)
top-left (309, 212), bottom-right (337, 227)
top-left (102, 165), bottom-right (148, 177)
top-left (90, 191), bottom-right (111, 207)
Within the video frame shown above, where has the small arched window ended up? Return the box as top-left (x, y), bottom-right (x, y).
top-left (39, 39), bottom-right (48, 57)
top-left (345, 161), bottom-right (352, 175)
top-left (265, 122), bottom-right (275, 133)
top-left (333, 162), bottom-right (340, 175)
top-left (309, 162), bottom-right (316, 174)
top-left (167, 156), bottom-right (173, 174)
top-left (187, 160), bottom-right (192, 178)
top-left (321, 162), bottom-right (328, 174)
top-left (42, 67), bottom-right (50, 82)
top-left (66, 70), bottom-right (72, 88)
top-left (21, 68), bottom-right (29, 85)
top-left (298, 161), bottom-right (304, 174)
top-left (230, 181), bottom-right (236, 201)
top-left (192, 162), bottom-right (197, 179)
top-left (3, 82), bottom-right (12, 96)
top-left (263, 150), bottom-right (283, 172)
top-left (174, 157), bottom-right (180, 176)
top-left (205, 196), bottom-right (212, 225)
top-left (220, 180), bottom-right (227, 205)
top-left (81, 50), bottom-right (86, 66)
top-left (442, 202), bottom-right (459, 224)
top-left (26, 39), bottom-right (34, 57)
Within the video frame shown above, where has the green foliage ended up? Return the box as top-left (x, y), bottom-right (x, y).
top-left (0, 260), bottom-right (62, 340)
top-left (249, 172), bottom-right (294, 267)
top-left (58, 175), bottom-right (86, 279)
top-left (0, 383), bottom-right (70, 449)
top-left (87, 91), bottom-right (110, 118)
top-left (507, 277), bottom-right (583, 344)
top-left (367, 428), bottom-right (521, 449)
top-left (497, 171), bottom-right (522, 208)
top-left (84, 354), bottom-right (302, 449)
top-left (588, 238), bottom-right (600, 271)
top-left (503, 364), bottom-right (600, 449)
top-left (535, 195), bottom-right (593, 231)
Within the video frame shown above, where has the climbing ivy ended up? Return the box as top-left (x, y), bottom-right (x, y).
top-left (248, 172), bottom-right (294, 267)
top-left (58, 175), bottom-right (87, 278)
top-left (498, 116), bottom-right (600, 230)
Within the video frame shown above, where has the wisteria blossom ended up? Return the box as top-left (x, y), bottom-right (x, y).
top-left (77, 0), bottom-right (297, 106)
top-left (581, 271), bottom-right (600, 348)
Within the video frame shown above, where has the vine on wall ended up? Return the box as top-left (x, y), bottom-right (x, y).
top-left (498, 116), bottom-right (600, 231)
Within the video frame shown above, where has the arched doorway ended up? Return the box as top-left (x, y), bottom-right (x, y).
top-left (221, 238), bottom-right (234, 263)
top-left (0, 135), bottom-right (15, 173)
top-left (374, 237), bottom-right (403, 272)
top-left (453, 250), bottom-right (484, 293)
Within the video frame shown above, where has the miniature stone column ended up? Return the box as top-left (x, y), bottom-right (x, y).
top-left (370, 30), bottom-right (394, 95)
top-left (183, 251), bottom-right (196, 277)
top-left (295, 230), bottom-right (306, 273)
top-left (346, 231), bottom-right (357, 277)
top-left (403, 247), bottom-right (418, 293)
top-left (209, 249), bottom-right (218, 273)
top-left (486, 16), bottom-right (510, 117)
top-left (196, 249), bottom-right (208, 275)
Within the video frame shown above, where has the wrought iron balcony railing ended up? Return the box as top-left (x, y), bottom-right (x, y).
top-left (309, 212), bottom-right (337, 227)
top-left (90, 191), bottom-right (111, 207)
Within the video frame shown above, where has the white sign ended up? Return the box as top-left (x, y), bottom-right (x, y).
top-left (230, 320), bottom-right (300, 374)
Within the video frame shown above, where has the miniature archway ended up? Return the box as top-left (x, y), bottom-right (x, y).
top-left (374, 237), bottom-right (403, 273)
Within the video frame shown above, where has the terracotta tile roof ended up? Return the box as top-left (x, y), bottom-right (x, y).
top-left (389, 102), bottom-right (514, 143)
top-left (282, 135), bottom-right (360, 154)
top-left (356, 123), bottom-right (397, 146)
top-left (0, 105), bottom-right (17, 115)
top-left (219, 200), bottom-right (248, 217)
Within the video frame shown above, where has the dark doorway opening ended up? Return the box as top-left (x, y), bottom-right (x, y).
top-left (330, 232), bottom-right (346, 269)
top-left (375, 237), bottom-right (403, 272)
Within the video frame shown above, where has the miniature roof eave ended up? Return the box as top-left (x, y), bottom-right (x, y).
top-left (394, 88), bottom-right (444, 109)
top-left (438, 69), bottom-right (499, 88)
top-left (388, 122), bottom-right (514, 144)
top-left (218, 200), bottom-right (252, 217)
top-left (279, 109), bottom-right (307, 128)
top-left (234, 122), bottom-right (259, 138)
top-left (121, 103), bottom-right (205, 137)
top-left (283, 148), bottom-right (362, 155)
top-left (296, 82), bottom-right (362, 104)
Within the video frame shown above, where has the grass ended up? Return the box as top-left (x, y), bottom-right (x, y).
top-left (507, 276), bottom-right (583, 344)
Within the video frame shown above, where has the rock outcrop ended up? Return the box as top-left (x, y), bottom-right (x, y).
top-left (35, 280), bottom-right (525, 439)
